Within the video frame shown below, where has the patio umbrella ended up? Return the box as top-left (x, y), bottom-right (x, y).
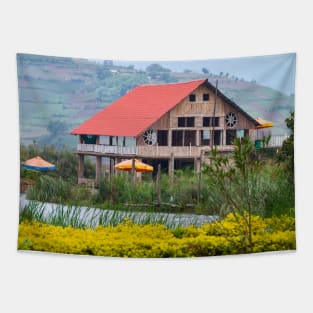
top-left (255, 117), bottom-right (274, 129)
top-left (21, 156), bottom-right (56, 171)
top-left (255, 117), bottom-right (274, 149)
top-left (114, 159), bottom-right (153, 172)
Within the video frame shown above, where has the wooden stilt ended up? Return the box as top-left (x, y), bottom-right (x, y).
top-left (157, 163), bottom-right (161, 206)
top-left (95, 155), bottom-right (102, 186)
top-left (197, 150), bottom-right (204, 204)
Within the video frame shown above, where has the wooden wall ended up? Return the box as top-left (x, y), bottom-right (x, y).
top-left (169, 85), bottom-right (225, 128)
top-left (136, 83), bottom-right (256, 146)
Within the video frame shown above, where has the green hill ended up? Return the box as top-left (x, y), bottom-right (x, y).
top-left (17, 54), bottom-right (294, 149)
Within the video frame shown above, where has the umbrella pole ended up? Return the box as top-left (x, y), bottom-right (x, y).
top-left (131, 158), bottom-right (136, 185)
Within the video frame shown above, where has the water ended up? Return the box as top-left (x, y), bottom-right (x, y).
top-left (20, 194), bottom-right (218, 228)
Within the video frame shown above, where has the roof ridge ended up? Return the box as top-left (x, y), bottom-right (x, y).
top-left (138, 78), bottom-right (207, 88)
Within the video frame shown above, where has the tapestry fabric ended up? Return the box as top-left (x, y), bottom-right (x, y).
top-left (17, 53), bottom-right (296, 258)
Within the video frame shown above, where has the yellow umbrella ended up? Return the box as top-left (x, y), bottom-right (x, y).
top-left (255, 117), bottom-right (274, 129)
top-left (114, 159), bottom-right (154, 172)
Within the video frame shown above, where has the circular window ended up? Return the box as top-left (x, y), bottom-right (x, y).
top-left (143, 128), bottom-right (157, 145)
top-left (225, 112), bottom-right (238, 128)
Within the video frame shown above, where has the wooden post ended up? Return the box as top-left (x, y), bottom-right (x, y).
top-left (194, 157), bottom-right (200, 174)
top-left (168, 129), bottom-right (172, 147)
top-left (211, 79), bottom-right (218, 149)
top-left (168, 153), bottom-right (174, 184)
top-left (78, 154), bottom-right (84, 180)
top-left (197, 150), bottom-right (204, 204)
top-left (95, 155), bottom-right (102, 186)
top-left (110, 158), bottom-right (115, 179)
top-left (157, 163), bottom-right (161, 206)
top-left (131, 158), bottom-right (136, 185)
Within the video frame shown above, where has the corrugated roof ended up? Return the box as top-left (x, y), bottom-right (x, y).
top-left (70, 79), bottom-right (207, 137)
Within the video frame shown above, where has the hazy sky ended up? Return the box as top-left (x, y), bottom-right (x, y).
top-left (114, 53), bottom-right (296, 96)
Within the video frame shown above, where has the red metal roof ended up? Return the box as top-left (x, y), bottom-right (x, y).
top-left (70, 79), bottom-right (207, 137)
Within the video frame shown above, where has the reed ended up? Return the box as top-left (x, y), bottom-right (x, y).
top-left (19, 201), bottom-right (211, 229)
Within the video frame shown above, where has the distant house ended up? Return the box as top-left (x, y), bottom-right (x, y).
top-left (71, 78), bottom-right (261, 184)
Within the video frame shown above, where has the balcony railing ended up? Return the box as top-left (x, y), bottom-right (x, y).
top-left (77, 135), bottom-right (288, 158)
top-left (77, 143), bottom-right (232, 158)
top-left (77, 144), bottom-right (136, 155)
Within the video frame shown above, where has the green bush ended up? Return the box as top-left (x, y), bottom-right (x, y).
top-left (26, 175), bottom-right (71, 203)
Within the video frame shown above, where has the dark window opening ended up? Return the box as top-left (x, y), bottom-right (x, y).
top-left (178, 117), bottom-right (195, 127)
top-left (203, 93), bottom-right (209, 101)
top-left (226, 130), bottom-right (236, 145)
top-left (178, 117), bottom-right (185, 127)
top-left (172, 130), bottom-right (196, 146)
top-left (213, 130), bottom-right (222, 146)
top-left (189, 94), bottom-right (196, 102)
top-left (186, 117), bottom-right (195, 127)
top-left (81, 135), bottom-right (97, 144)
top-left (172, 130), bottom-right (183, 146)
top-left (203, 117), bottom-right (219, 127)
top-left (184, 130), bottom-right (196, 146)
top-left (203, 117), bottom-right (210, 127)
top-left (157, 130), bottom-right (168, 146)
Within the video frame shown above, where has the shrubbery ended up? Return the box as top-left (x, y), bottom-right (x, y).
top-left (18, 214), bottom-right (296, 258)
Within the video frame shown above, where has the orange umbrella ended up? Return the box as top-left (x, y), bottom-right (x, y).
top-left (255, 117), bottom-right (274, 129)
top-left (114, 159), bottom-right (153, 172)
top-left (21, 156), bottom-right (56, 171)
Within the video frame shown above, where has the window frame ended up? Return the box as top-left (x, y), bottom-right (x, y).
top-left (203, 93), bottom-right (210, 101)
top-left (189, 94), bottom-right (196, 102)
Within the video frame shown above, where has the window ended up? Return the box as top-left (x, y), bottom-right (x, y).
top-left (172, 130), bottom-right (183, 146)
top-left (81, 135), bottom-right (97, 144)
top-left (110, 136), bottom-right (117, 145)
top-left (201, 130), bottom-right (210, 146)
top-left (189, 94), bottom-right (196, 102)
top-left (172, 130), bottom-right (196, 146)
top-left (184, 130), bottom-right (196, 146)
top-left (236, 129), bottom-right (244, 139)
top-left (157, 130), bottom-right (168, 146)
top-left (203, 117), bottom-right (219, 127)
top-left (213, 130), bottom-right (222, 146)
top-left (186, 117), bottom-right (195, 127)
top-left (178, 117), bottom-right (195, 127)
top-left (203, 93), bottom-right (209, 101)
top-left (118, 136), bottom-right (125, 146)
top-left (178, 117), bottom-right (185, 127)
top-left (226, 130), bottom-right (236, 145)
top-left (203, 117), bottom-right (210, 127)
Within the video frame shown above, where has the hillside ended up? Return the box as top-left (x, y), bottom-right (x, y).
top-left (17, 54), bottom-right (294, 148)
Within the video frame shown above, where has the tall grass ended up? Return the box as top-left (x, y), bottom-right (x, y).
top-left (26, 175), bottom-right (71, 203)
top-left (19, 201), bottom-right (216, 229)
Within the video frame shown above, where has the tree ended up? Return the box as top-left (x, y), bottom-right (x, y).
top-left (276, 111), bottom-right (294, 175)
top-left (47, 120), bottom-right (68, 136)
top-left (203, 137), bottom-right (265, 252)
top-left (202, 67), bottom-right (209, 74)
top-left (146, 63), bottom-right (172, 81)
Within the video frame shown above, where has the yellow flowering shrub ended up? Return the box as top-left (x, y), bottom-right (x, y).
top-left (18, 214), bottom-right (296, 258)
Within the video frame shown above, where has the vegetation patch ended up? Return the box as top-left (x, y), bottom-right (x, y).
top-left (18, 214), bottom-right (296, 258)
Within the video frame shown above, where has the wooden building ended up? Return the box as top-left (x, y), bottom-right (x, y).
top-left (70, 79), bottom-right (261, 184)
